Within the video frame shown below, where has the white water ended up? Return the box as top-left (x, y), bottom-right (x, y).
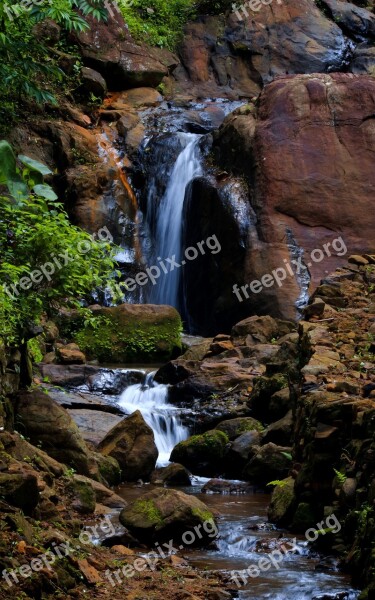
top-left (118, 372), bottom-right (189, 466)
top-left (151, 133), bottom-right (203, 308)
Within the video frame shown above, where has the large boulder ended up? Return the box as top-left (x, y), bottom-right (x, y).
top-left (75, 304), bottom-right (182, 363)
top-left (243, 443), bottom-right (292, 484)
top-left (175, 0), bottom-right (350, 98)
top-left (224, 430), bottom-right (262, 478)
top-left (267, 477), bottom-right (296, 526)
top-left (215, 417), bottom-right (263, 440)
top-left (119, 488), bottom-right (217, 545)
top-left (212, 73), bottom-right (375, 321)
top-left (97, 410), bottom-right (158, 482)
top-left (15, 390), bottom-right (98, 478)
top-left (151, 463), bottom-right (191, 487)
top-left (74, 11), bottom-right (170, 89)
top-left (170, 430), bottom-right (229, 477)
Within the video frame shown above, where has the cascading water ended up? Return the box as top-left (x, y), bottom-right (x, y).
top-left (118, 372), bottom-right (189, 466)
top-left (149, 133), bottom-right (203, 309)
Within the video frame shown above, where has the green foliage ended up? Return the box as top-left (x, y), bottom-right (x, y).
top-left (333, 468), bottom-right (347, 485)
top-left (267, 479), bottom-right (290, 488)
top-left (0, 140), bottom-right (57, 203)
top-left (0, 143), bottom-right (117, 346)
top-left (75, 312), bottom-right (182, 363)
top-left (0, 1), bottom-right (108, 128)
top-left (119, 0), bottom-right (194, 49)
top-left (27, 338), bottom-right (44, 363)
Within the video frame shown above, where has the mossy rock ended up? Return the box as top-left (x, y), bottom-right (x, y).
top-left (74, 304), bottom-right (182, 363)
top-left (170, 429), bottom-right (229, 476)
top-left (95, 453), bottom-right (121, 486)
top-left (215, 417), bottom-right (264, 440)
top-left (292, 502), bottom-right (317, 533)
top-left (119, 487), bottom-right (217, 546)
top-left (68, 477), bottom-right (96, 514)
top-left (268, 477), bottom-right (296, 526)
top-left (250, 374), bottom-right (288, 420)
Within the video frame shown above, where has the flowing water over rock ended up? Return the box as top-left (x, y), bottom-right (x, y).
top-left (118, 371), bottom-right (189, 465)
top-left (148, 132), bottom-right (203, 310)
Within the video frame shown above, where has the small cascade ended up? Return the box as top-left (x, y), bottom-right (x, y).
top-left (149, 132), bottom-right (203, 309)
top-left (118, 372), bottom-right (189, 466)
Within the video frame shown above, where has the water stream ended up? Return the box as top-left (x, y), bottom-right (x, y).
top-left (148, 132), bottom-right (203, 310)
top-left (118, 372), bottom-right (189, 466)
top-left (114, 373), bottom-right (359, 600)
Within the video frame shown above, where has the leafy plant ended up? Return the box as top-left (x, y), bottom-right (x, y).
top-left (0, 140), bottom-right (57, 203)
top-left (333, 468), bottom-right (347, 486)
top-left (0, 142), bottom-right (118, 347)
top-left (267, 479), bottom-right (289, 489)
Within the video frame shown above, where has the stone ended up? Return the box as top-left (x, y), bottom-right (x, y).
top-left (74, 11), bottom-right (168, 89)
top-left (321, 0), bottom-right (375, 40)
top-left (56, 344), bottom-right (86, 365)
top-left (75, 304), bottom-right (182, 363)
top-left (97, 410), bottom-right (158, 482)
top-left (68, 477), bottom-right (96, 514)
top-left (0, 472), bottom-right (39, 515)
top-left (215, 417), bottom-right (264, 440)
top-left (268, 477), bottom-right (296, 526)
top-left (243, 443), bottom-right (292, 484)
top-left (119, 487), bottom-right (216, 545)
top-left (80, 67), bottom-right (107, 98)
top-left (15, 390), bottom-right (97, 478)
top-left (170, 430), bottom-right (229, 477)
top-left (262, 411), bottom-right (294, 447)
top-left (151, 463), bottom-right (191, 486)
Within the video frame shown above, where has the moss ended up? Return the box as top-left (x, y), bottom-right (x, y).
top-left (132, 499), bottom-right (164, 526)
top-left (191, 507), bottom-right (214, 523)
top-left (74, 311), bottom-right (182, 364)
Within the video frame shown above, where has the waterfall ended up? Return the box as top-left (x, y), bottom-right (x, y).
top-left (118, 372), bottom-right (189, 466)
top-left (150, 133), bottom-right (203, 309)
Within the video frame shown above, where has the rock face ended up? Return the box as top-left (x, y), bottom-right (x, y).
top-left (74, 11), bottom-right (171, 89)
top-left (175, 0), bottom-right (351, 98)
top-left (15, 390), bottom-right (99, 478)
top-left (119, 488), bottom-right (217, 545)
top-left (97, 410), bottom-right (158, 482)
top-left (211, 73), bottom-right (375, 322)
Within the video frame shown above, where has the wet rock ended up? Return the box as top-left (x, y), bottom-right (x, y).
top-left (321, 0), bottom-right (375, 40)
top-left (268, 477), bottom-right (296, 526)
top-left (67, 409), bottom-right (124, 447)
top-left (39, 363), bottom-right (101, 387)
top-left (226, 430), bottom-right (262, 466)
top-left (350, 43), bottom-right (375, 75)
top-left (215, 417), bottom-right (264, 440)
top-left (68, 477), bottom-right (96, 514)
top-left (151, 463), bottom-right (191, 486)
top-left (74, 11), bottom-right (168, 89)
top-left (243, 443), bottom-right (292, 484)
top-left (119, 487), bottom-right (216, 545)
top-left (213, 74), bottom-right (375, 321)
top-left (176, 0), bottom-right (350, 98)
top-left (97, 410), bottom-right (158, 482)
top-left (202, 479), bottom-right (253, 494)
top-left (80, 66), bottom-right (107, 98)
top-left (170, 430), bottom-right (229, 477)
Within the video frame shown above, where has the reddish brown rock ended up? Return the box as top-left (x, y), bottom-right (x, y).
top-left (213, 73), bottom-right (375, 320)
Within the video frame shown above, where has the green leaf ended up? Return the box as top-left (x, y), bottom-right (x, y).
top-left (32, 184), bottom-right (58, 201)
top-left (0, 140), bottom-right (17, 185)
top-left (18, 155), bottom-right (53, 176)
top-left (7, 179), bottom-right (29, 202)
